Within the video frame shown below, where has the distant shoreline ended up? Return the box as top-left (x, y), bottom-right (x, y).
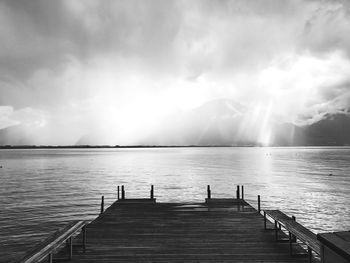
top-left (0, 145), bottom-right (252, 149)
top-left (0, 145), bottom-right (349, 149)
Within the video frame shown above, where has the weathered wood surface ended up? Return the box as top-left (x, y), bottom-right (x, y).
top-left (264, 210), bottom-right (294, 224)
top-left (56, 199), bottom-right (311, 262)
top-left (317, 231), bottom-right (350, 260)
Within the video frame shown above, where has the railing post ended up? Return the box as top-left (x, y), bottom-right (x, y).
top-left (100, 196), bottom-right (104, 214)
top-left (117, 186), bottom-right (120, 200)
top-left (48, 253), bottom-right (53, 263)
top-left (274, 220), bottom-right (278, 241)
top-left (68, 237), bottom-right (73, 260)
top-left (82, 225), bottom-right (86, 251)
top-left (241, 185), bottom-right (244, 200)
top-left (207, 185), bottom-right (211, 199)
top-left (258, 195), bottom-right (261, 213)
top-left (150, 185), bottom-right (154, 199)
top-left (289, 231), bottom-right (293, 255)
top-left (236, 185), bottom-right (240, 199)
top-left (292, 216), bottom-right (296, 242)
top-left (121, 185), bottom-right (125, 200)
top-left (308, 247), bottom-right (312, 263)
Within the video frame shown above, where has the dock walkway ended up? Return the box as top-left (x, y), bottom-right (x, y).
top-left (62, 198), bottom-right (310, 262)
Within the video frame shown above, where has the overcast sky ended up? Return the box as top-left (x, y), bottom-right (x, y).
top-left (1, 0), bottom-right (350, 145)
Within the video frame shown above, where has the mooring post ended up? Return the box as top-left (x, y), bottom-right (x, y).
top-left (100, 196), bottom-right (104, 214)
top-left (258, 195), bottom-right (261, 213)
top-left (117, 186), bottom-right (120, 200)
top-left (236, 185), bottom-right (240, 199)
top-left (241, 185), bottom-right (244, 200)
top-left (150, 185), bottom-right (154, 199)
top-left (207, 185), bottom-right (211, 199)
top-left (121, 185), bottom-right (125, 200)
top-left (48, 253), bottom-right (53, 263)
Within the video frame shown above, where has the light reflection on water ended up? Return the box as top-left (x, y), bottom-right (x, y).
top-left (0, 147), bottom-right (350, 261)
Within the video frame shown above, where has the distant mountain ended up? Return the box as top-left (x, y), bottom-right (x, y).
top-left (142, 99), bottom-right (350, 146)
top-left (0, 125), bottom-right (33, 145)
top-left (76, 133), bottom-right (101, 146)
top-left (1, 99), bottom-right (350, 146)
top-left (141, 99), bottom-right (253, 146)
top-left (301, 113), bottom-right (350, 146)
top-left (271, 113), bottom-right (350, 146)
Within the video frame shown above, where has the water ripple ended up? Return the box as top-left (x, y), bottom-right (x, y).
top-left (1, 147), bottom-right (350, 261)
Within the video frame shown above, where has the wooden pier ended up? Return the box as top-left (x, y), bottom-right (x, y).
top-left (17, 186), bottom-right (320, 263)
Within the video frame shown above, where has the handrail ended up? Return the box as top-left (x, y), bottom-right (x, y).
top-left (14, 220), bottom-right (87, 263)
top-left (264, 210), bottom-right (320, 263)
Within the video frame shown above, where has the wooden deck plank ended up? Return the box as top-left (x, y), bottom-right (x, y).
top-left (53, 200), bottom-right (312, 262)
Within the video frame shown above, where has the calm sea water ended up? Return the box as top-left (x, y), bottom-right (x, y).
top-left (1, 147), bottom-right (350, 261)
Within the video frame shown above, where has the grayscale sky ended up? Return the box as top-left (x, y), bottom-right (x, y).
top-left (0, 0), bottom-right (350, 145)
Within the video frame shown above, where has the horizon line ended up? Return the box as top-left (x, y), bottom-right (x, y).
top-left (0, 144), bottom-right (349, 149)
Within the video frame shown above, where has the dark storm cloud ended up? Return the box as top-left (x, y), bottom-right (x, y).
top-left (0, 0), bottom-right (79, 78)
top-left (1, 0), bottom-right (349, 84)
top-left (0, 0), bottom-right (185, 110)
top-left (321, 80), bottom-right (350, 100)
top-left (0, 0), bottom-right (182, 80)
top-left (320, 80), bottom-right (350, 112)
top-left (1, 0), bottom-right (350, 77)
top-left (301, 0), bottom-right (350, 56)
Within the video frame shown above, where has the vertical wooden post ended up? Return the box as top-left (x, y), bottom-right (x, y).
top-left (274, 220), bottom-right (278, 241)
top-left (68, 237), bottom-right (73, 259)
top-left (292, 216), bottom-right (296, 242)
top-left (258, 195), bottom-right (261, 213)
top-left (121, 185), bottom-right (125, 200)
top-left (82, 225), bottom-right (86, 251)
top-left (207, 185), bottom-right (211, 199)
top-left (241, 185), bottom-right (244, 200)
top-left (289, 231), bottom-right (293, 255)
top-left (308, 247), bottom-right (312, 263)
top-left (236, 185), bottom-right (240, 199)
top-left (117, 186), bottom-right (120, 200)
top-left (48, 253), bottom-right (53, 263)
top-left (263, 211), bottom-right (267, 229)
top-left (100, 196), bottom-right (104, 214)
top-left (322, 244), bottom-right (325, 263)
top-left (150, 185), bottom-right (154, 199)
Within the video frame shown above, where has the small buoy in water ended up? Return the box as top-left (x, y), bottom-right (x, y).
top-left (0, 166), bottom-right (2, 168)
top-left (329, 173), bottom-right (333, 176)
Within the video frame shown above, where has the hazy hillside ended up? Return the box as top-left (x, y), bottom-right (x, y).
top-left (0, 125), bottom-right (33, 145)
top-left (142, 99), bottom-right (350, 146)
top-left (141, 99), bottom-right (252, 146)
top-left (1, 99), bottom-right (350, 146)
top-left (302, 113), bottom-right (350, 146)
